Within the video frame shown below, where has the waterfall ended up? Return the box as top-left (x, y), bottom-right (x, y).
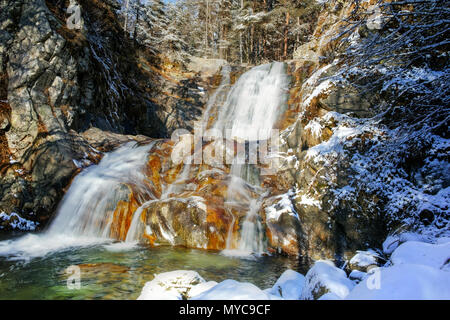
top-left (0, 62), bottom-right (289, 260)
top-left (214, 62), bottom-right (289, 257)
top-left (47, 142), bottom-right (155, 238)
top-left (0, 142), bottom-right (155, 260)
top-left (212, 62), bottom-right (289, 141)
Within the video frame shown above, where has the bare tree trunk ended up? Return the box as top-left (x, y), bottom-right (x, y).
top-left (205, 0), bottom-right (209, 58)
top-left (239, 0), bottom-right (244, 64)
top-left (250, 24), bottom-right (254, 64)
top-left (284, 11), bottom-right (289, 60)
top-left (133, 0), bottom-right (140, 40)
top-left (124, 0), bottom-right (130, 34)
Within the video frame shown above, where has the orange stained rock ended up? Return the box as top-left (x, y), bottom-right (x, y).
top-left (196, 176), bottom-right (228, 197)
top-left (147, 155), bottom-right (162, 195)
top-left (143, 232), bottom-right (157, 247)
top-left (163, 164), bottom-right (183, 185)
top-left (281, 239), bottom-right (299, 257)
top-left (110, 190), bottom-right (140, 241)
top-left (206, 206), bottom-right (231, 250)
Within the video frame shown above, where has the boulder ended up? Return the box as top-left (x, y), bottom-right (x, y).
top-left (138, 270), bottom-right (207, 300)
top-left (191, 279), bottom-right (276, 300)
top-left (348, 250), bottom-right (381, 272)
top-left (264, 269), bottom-right (306, 300)
top-left (346, 264), bottom-right (450, 300)
top-left (390, 241), bottom-right (450, 270)
top-left (300, 260), bottom-right (355, 300)
top-left (140, 197), bottom-right (230, 250)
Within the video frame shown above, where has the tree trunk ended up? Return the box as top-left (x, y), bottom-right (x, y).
top-left (239, 0), bottom-right (244, 64)
top-left (124, 0), bottom-right (130, 34)
top-left (205, 0), bottom-right (209, 58)
top-left (133, 0), bottom-right (140, 41)
top-left (284, 11), bottom-right (290, 60)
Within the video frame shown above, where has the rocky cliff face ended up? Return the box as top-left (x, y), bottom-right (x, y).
top-left (262, 0), bottom-right (449, 261)
top-left (0, 0), bottom-right (221, 227)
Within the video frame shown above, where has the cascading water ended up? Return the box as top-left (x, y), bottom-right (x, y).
top-left (212, 62), bottom-right (289, 141)
top-left (0, 62), bottom-right (289, 261)
top-left (213, 62), bottom-right (289, 257)
top-left (0, 142), bottom-right (155, 260)
top-left (47, 142), bottom-right (155, 238)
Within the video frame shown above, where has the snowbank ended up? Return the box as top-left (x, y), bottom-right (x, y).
top-left (301, 260), bottom-right (355, 300)
top-left (346, 264), bottom-right (450, 300)
top-left (390, 241), bottom-right (450, 269)
top-left (264, 269), bottom-right (306, 300)
top-left (347, 239), bottom-right (450, 299)
top-left (136, 238), bottom-right (449, 300)
top-left (191, 279), bottom-right (278, 300)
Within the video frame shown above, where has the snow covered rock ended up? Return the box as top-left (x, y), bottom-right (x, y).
top-left (382, 232), bottom-right (428, 255)
top-left (318, 292), bottom-right (342, 300)
top-left (391, 241), bottom-right (450, 270)
top-left (264, 269), bottom-right (306, 300)
top-left (346, 264), bottom-right (450, 300)
top-left (349, 250), bottom-right (380, 272)
top-left (366, 5), bottom-right (387, 30)
top-left (349, 270), bottom-right (367, 282)
top-left (191, 279), bottom-right (278, 300)
top-left (300, 260), bottom-right (355, 300)
top-left (0, 212), bottom-right (38, 231)
top-left (138, 270), bottom-right (206, 300)
top-left (189, 281), bottom-right (219, 299)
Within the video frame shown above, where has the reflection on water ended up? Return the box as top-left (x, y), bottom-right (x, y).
top-left (0, 241), bottom-right (300, 300)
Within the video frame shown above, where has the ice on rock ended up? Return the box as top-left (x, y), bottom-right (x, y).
top-left (265, 269), bottom-right (306, 300)
top-left (138, 270), bottom-right (206, 300)
top-left (300, 260), bottom-right (355, 300)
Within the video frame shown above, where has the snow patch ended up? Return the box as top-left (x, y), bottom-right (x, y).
top-left (0, 212), bottom-right (38, 231)
top-left (265, 190), bottom-right (299, 221)
top-left (346, 264), bottom-right (450, 300)
top-left (138, 270), bottom-right (206, 300)
top-left (191, 279), bottom-right (277, 300)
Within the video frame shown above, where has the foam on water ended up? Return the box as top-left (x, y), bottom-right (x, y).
top-left (0, 233), bottom-right (108, 261)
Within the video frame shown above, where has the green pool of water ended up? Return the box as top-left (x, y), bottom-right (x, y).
top-left (0, 236), bottom-right (300, 300)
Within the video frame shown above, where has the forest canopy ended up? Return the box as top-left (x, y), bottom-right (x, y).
top-left (120, 0), bottom-right (321, 64)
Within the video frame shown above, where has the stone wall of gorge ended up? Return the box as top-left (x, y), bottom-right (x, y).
top-left (260, 0), bottom-right (449, 262)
